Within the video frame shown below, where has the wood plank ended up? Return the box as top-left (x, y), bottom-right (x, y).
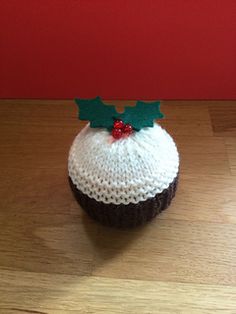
top-left (225, 137), bottom-right (236, 175)
top-left (160, 101), bottom-right (213, 136)
top-left (0, 216), bottom-right (95, 276)
top-left (209, 102), bottom-right (236, 136)
top-left (176, 136), bottom-right (230, 175)
top-left (0, 168), bottom-right (96, 275)
top-left (92, 219), bottom-right (236, 285)
top-left (0, 270), bottom-right (236, 314)
top-left (163, 174), bottom-right (236, 224)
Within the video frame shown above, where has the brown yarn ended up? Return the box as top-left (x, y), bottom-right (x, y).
top-left (69, 175), bottom-right (178, 228)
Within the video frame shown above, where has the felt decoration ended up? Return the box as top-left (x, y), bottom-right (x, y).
top-left (119, 100), bottom-right (164, 131)
top-left (75, 96), bottom-right (164, 132)
top-left (75, 97), bottom-right (117, 130)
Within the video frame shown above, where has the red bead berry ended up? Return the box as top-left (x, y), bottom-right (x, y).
top-left (123, 123), bottom-right (133, 135)
top-left (113, 120), bottom-right (125, 129)
top-left (112, 128), bottom-right (123, 139)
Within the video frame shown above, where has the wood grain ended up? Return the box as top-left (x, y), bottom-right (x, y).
top-left (1, 271), bottom-right (236, 314)
top-left (0, 100), bottom-right (236, 314)
top-left (209, 102), bottom-right (236, 137)
top-left (225, 137), bottom-right (236, 175)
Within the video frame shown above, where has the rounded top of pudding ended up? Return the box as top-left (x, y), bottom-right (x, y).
top-left (68, 123), bottom-right (179, 205)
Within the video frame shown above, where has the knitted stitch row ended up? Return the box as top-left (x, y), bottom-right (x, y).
top-left (68, 123), bottom-right (179, 205)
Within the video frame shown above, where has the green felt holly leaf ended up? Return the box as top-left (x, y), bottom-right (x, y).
top-left (75, 97), bottom-right (118, 129)
top-left (118, 100), bottom-right (164, 131)
top-left (74, 97), bottom-right (164, 131)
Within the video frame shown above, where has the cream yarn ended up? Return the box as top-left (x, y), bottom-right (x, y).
top-left (68, 123), bottom-right (179, 205)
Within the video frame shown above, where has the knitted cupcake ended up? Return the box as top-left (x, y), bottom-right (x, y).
top-left (68, 97), bottom-right (179, 228)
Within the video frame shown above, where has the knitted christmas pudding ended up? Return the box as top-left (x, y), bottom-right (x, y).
top-left (68, 97), bottom-right (179, 228)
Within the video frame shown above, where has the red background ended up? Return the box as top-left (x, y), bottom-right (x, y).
top-left (0, 0), bottom-right (236, 99)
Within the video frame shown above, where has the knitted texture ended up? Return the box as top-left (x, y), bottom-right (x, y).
top-left (68, 123), bottom-right (179, 205)
top-left (69, 175), bottom-right (178, 228)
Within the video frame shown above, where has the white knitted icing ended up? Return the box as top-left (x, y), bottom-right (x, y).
top-left (68, 123), bottom-right (179, 205)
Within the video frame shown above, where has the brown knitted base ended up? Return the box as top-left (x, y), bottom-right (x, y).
top-left (69, 175), bottom-right (178, 228)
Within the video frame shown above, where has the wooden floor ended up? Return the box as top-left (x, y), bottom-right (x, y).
top-left (0, 100), bottom-right (236, 314)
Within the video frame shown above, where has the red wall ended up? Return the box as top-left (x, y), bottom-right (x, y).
top-left (1, 0), bottom-right (236, 99)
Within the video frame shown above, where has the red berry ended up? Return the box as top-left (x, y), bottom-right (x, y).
top-left (112, 128), bottom-right (123, 139)
top-left (123, 124), bottom-right (133, 135)
top-left (113, 120), bottom-right (125, 129)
